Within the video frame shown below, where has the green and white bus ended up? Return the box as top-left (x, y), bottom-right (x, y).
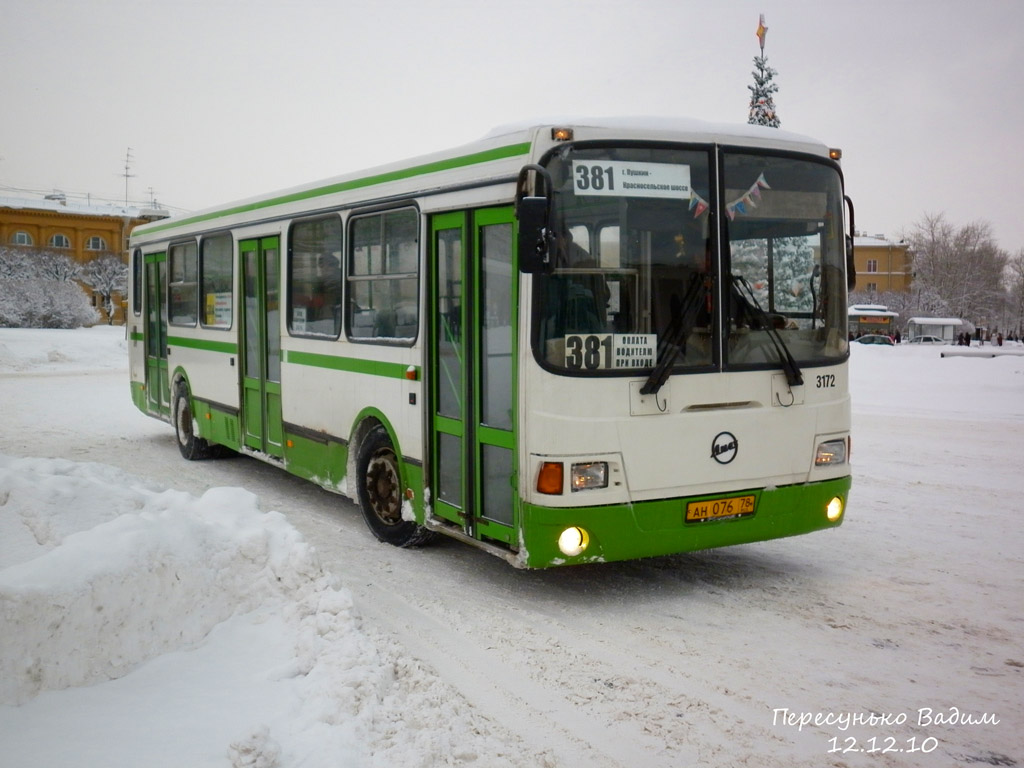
top-left (128, 117), bottom-right (854, 568)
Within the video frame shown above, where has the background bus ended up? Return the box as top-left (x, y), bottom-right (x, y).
top-left (127, 117), bottom-right (853, 568)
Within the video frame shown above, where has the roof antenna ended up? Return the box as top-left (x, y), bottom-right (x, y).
top-left (122, 147), bottom-right (135, 206)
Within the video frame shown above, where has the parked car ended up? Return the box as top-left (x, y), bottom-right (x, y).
top-left (853, 334), bottom-right (895, 346)
top-left (908, 335), bottom-right (947, 344)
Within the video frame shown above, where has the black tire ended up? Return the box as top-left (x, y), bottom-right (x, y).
top-left (173, 381), bottom-right (213, 460)
top-left (356, 426), bottom-right (433, 547)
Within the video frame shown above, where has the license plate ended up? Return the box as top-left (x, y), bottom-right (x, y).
top-left (685, 494), bottom-right (756, 522)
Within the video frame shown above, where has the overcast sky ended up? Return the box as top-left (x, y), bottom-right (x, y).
top-left (3, 0), bottom-right (1023, 251)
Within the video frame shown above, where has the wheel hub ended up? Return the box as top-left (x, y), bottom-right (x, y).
top-left (366, 452), bottom-right (401, 525)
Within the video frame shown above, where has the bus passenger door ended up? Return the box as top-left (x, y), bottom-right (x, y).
top-left (240, 237), bottom-right (284, 458)
top-left (144, 252), bottom-right (170, 416)
top-left (429, 208), bottom-right (518, 547)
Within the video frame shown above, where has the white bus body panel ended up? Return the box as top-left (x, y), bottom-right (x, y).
top-left (280, 339), bottom-right (423, 460)
top-left (519, 361), bottom-right (849, 507)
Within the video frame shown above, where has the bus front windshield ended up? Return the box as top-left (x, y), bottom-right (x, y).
top-left (532, 145), bottom-right (849, 377)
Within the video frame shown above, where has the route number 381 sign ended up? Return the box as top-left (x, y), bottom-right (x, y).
top-left (572, 161), bottom-right (691, 200)
top-left (564, 333), bottom-right (657, 371)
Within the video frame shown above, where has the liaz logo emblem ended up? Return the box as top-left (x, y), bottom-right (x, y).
top-left (711, 431), bottom-right (738, 464)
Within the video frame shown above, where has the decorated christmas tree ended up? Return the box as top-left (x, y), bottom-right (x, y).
top-left (747, 15), bottom-right (781, 128)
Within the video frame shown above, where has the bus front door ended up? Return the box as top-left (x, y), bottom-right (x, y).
top-left (429, 208), bottom-right (518, 547)
top-left (144, 252), bottom-right (170, 416)
top-left (239, 237), bottom-right (284, 458)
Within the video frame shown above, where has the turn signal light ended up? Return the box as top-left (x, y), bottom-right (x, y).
top-left (537, 462), bottom-right (564, 495)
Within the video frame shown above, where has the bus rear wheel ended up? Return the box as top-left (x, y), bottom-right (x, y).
top-left (356, 426), bottom-right (432, 548)
top-left (173, 381), bottom-right (213, 460)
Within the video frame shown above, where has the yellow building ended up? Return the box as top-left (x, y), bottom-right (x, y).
top-left (852, 234), bottom-right (912, 294)
top-left (1, 194), bottom-right (168, 323)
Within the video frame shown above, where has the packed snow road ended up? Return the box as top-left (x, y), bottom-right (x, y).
top-left (1, 328), bottom-right (1021, 767)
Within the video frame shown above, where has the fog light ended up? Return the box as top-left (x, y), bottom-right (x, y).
top-left (826, 496), bottom-right (844, 522)
top-left (571, 461), bottom-right (608, 492)
top-left (815, 439), bottom-right (848, 466)
top-left (558, 526), bottom-right (590, 557)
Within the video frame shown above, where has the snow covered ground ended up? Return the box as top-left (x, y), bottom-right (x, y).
top-left (0, 326), bottom-right (1021, 767)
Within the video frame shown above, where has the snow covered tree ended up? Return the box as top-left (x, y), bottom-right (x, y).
top-left (0, 276), bottom-right (99, 328)
top-left (1006, 249), bottom-right (1024, 335)
top-left (0, 246), bottom-right (98, 328)
top-left (35, 251), bottom-right (82, 282)
top-left (903, 213), bottom-right (1008, 327)
top-left (0, 246), bottom-right (40, 279)
top-left (771, 237), bottom-right (815, 311)
top-left (729, 236), bottom-right (816, 313)
top-left (82, 255), bottom-right (129, 325)
top-left (748, 57), bottom-right (781, 127)
top-left (747, 15), bottom-right (780, 128)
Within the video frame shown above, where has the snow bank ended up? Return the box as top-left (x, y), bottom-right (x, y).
top-left (0, 457), bottom-right (314, 705)
top-left (0, 325), bottom-right (129, 373)
top-left (0, 453), bottom-right (525, 767)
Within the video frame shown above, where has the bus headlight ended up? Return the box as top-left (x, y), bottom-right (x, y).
top-left (826, 496), bottom-right (844, 522)
top-left (558, 526), bottom-right (590, 557)
top-left (571, 462), bottom-right (608, 491)
top-left (815, 439), bottom-right (848, 466)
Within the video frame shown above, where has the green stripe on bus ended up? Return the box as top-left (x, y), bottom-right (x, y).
top-left (167, 336), bottom-right (238, 354)
top-left (284, 350), bottom-right (417, 380)
top-left (136, 142), bottom-right (532, 236)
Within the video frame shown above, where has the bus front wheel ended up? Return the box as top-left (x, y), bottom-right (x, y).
top-left (173, 381), bottom-right (213, 461)
top-left (356, 426), bottom-right (432, 548)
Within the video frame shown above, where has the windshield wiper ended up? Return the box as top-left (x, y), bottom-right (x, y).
top-left (639, 272), bottom-right (705, 396)
top-left (731, 275), bottom-right (803, 388)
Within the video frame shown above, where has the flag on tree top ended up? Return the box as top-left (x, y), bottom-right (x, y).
top-left (756, 14), bottom-right (767, 52)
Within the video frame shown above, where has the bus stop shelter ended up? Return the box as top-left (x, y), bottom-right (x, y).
top-left (907, 317), bottom-right (962, 342)
top-left (848, 304), bottom-right (899, 338)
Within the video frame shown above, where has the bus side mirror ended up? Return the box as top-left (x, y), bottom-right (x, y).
top-left (845, 234), bottom-right (856, 291)
top-left (517, 196), bottom-right (552, 274)
top-left (516, 164), bottom-right (555, 274)
top-left (844, 194), bottom-right (857, 291)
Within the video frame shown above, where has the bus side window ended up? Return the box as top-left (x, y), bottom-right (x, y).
top-left (169, 241), bottom-right (198, 326)
top-left (200, 234), bottom-right (233, 328)
top-left (288, 215), bottom-right (343, 338)
top-left (347, 208), bottom-right (419, 343)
